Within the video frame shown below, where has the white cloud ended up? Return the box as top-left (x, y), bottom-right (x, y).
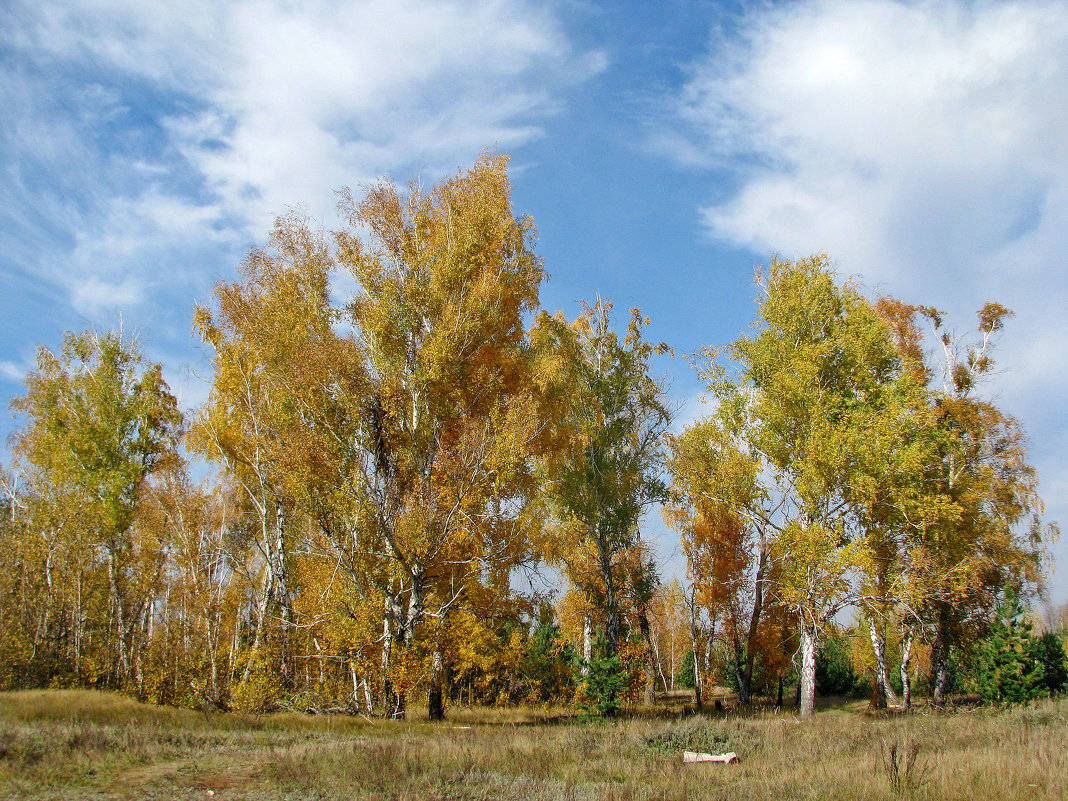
top-left (0, 361), bottom-right (28, 384)
top-left (3, 0), bottom-right (602, 316)
top-left (671, 0), bottom-right (1068, 398)
top-left (678, 0), bottom-right (1068, 291)
top-left (179, 0), bottom-right (591, 234)
top-left (70, 276), bottom-right (145, 317)
top-left (668, 0), bottom-right (1068, 599)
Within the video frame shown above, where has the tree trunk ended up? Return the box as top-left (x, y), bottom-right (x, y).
top-left (930, 618), bottom-right (949, 708)
top-left (107, 550), bottom-right (129, 687)
top-left (581, 614), bottom-right (593, 677)
top-left (428, 647), bottom-right (445, 720)
top-left (738, 528), bottom-right (767, 707)
top-left (799, 624), bottom-right (818, 720)
top-left (638, 608), bottom-right (656, 705)
top-left (362, 677), bottom-right (374, 714)
top-left (598, 540), bottom-right (620, 716)
top-left (382, 582), bottom-right (421, 720)
top-left (603, 557), bottom-right (619, 654)
top-left (733, 635), bottom-right (751, 707)
top-left (381, 615), bottom-right (395, 717)
top-left (243, 567), bottom-right (273, 683)
top-left (691, 623), bottom-right (703, 710)
top-left (867, 618), bottom-right (898, 708)
top-left (273, 500), bottom-right (292, 689)
top-left (390, 687), bottom-right (407, 719)
top-left (899, 625), bottom-right (913, 711)
top-left (74, 570), bottom-right (84, 671)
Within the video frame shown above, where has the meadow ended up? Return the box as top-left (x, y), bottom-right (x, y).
top-left (0, 690), bottom-right (1064, 800)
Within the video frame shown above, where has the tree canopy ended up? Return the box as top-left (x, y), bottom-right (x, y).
top-left (0, 159), bottom-right (1058, 719)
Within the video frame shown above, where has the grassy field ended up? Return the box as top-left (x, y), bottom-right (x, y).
top-left (0, 690), bottom-right (1065, 800)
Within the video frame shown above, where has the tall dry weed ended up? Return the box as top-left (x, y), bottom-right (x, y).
top-left (882, 739), bottom-right (931, 796)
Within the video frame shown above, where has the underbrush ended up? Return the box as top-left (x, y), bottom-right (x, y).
top-left (640, 716), bottom-right (762, 758)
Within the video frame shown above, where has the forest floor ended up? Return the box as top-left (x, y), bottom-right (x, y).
top-left (0, 689), bottom-right (1065, 800)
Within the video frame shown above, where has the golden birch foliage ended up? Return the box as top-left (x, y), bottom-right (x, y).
top-left (136, 468), bottom-right (244, 707)
top-left (666, 417), bottom-right (760, 616)
top-left (191, 213), bottom-right (343, 495)
top-left (193, 153), bottom-right (556, 717)
top-left (555, 583), bottom-right (596, 651)
top-left (646, 578), bottom-right (689, 683)
top-left (871, 299), bottom-right (1052, 665)
top-left (710, 257), bottom-right (902, 613)
top-left (334, 153), bottom-right (553, 658)
top-left (666, 416), bottom-right (796, 701)
top-left (8, 329), bottom-right (181, 688)
top-left (689, 256), bottom-right (911, 716)
top-left (541, 301), bottom-right (671, 659)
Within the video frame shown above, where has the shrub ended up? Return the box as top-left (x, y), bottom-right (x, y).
top-left (676, 649), bottom-right (695, 689)
top-left (230, 652), bottom-right (282, 714)
top-left (642, 718), bottom-right (762, 758)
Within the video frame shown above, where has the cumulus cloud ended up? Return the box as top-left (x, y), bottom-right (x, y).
top-left (676, 0), bottom-right (1068, 291)
top-left (667, 0), bottom-right (1068, 591)
top-left (670, 0), bottom-right (1068, 396)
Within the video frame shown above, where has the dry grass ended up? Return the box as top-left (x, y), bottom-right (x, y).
top-left (0, 690), bottom-right (1065, 800)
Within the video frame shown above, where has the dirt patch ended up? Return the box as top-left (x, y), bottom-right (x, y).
top-left (110, 753), bottom-right (259, 798)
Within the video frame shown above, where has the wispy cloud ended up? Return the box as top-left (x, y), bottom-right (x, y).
top-left (0, 361), bottom-right (28, 385)
top-left (1, 0), bottom-right (603, 322)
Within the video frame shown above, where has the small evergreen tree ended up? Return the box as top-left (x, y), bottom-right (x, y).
top-left (574, 632), bottom-right (626, 717)
top-left (968, 593), bottom-right (1044, 705)
top-left (1034, 631), bottom-right (1068, 699)
top-left (676, 649), bottom-right (696, 689)
top-left (523, 618), bottom-right (575, 704)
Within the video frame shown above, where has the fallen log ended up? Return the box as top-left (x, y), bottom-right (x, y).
top-left (683, 750), bottom-right (739, 764)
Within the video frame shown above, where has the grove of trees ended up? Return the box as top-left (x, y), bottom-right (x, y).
top-left (2, 154), bottom-right (1065, 719)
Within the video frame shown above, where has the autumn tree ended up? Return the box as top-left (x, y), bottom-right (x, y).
top-left (667, 415), bottom-right (787, 707)
top-left (691, 256), bottom-right (910, 719)
top-left (136, 466), bottom-right (246, 707)
top-left (334, 153), bottom-right (556, 719)
top-left (192, 215), bottom-right (339, 691)
top-left (194, 153), bottom-right (557, 719)
top-left (873, 300), bottom-right (1052, 707)
top-left (8, 329), bottom-right (182, 688)
top-left (543, 301), bottom-right (672, 715)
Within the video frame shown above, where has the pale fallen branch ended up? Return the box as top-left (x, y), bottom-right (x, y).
top-left (683, 750), bottom-right (739, 764)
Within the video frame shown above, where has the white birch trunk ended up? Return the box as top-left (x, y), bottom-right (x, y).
top-left (799, 625), bottom-right (818, 720)
top-left (867, 618), bottom-right (898, 707)
top-left (899, 626), bottom-right (913, 711)
top-left (582, 614), bottom-right (592, 677)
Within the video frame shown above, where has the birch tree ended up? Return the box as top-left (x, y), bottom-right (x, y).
top-left (667, 416), bottom-right (783, 707)
top-left (10, 329), bottom-right (181, 688)
top-left (543, 301), bottom-right (672, 715)
top-left (331, 153), bottom-right (555, 719)
top-left (694, 256), bottom-right (906, 719)
top-left (860, 297), bottom-right (1055, 708)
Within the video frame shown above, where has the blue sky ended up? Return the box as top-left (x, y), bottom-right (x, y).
top-left (2, 0), bottom-right (1067, 607)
